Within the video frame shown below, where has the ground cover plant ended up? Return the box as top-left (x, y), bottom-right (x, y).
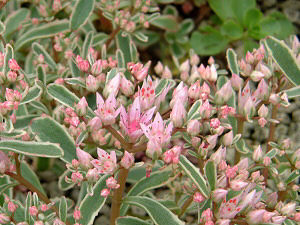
top-left (0, 0), bottom-right (299, 225)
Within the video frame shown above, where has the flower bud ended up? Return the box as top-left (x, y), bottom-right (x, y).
top-left (263, 156), bottom-right (271, 166)
top-left (103, 73), bottom-right (120, 97)
top-left (213, 189), bottom-right (228, 202)
top-left (154, 61), bottom-right (163, 74)
top-left (253, 145), bottom-right (263, 162)
top-left (29, 206), bottom-right (38, 216)
top-left (215, 81), bottom-right (232, 105)
top-left (230, 180), bottom-right (248, 191)
top-left (250, 71), bottom-right (265, 82)
top-left (187, 120), bottom-right (201, 136)
top-left (281, 202), bottom-right (296, 215)
top-left (0, 213), bottom-right (10, 223)
top-left (106, 177), bottom-right (120, 189)
top-left (86, 75), bottom-right (99, 92)
top-left (208, 64), bottom-right (217, 82)
top-left (86, 168), bottom-right (99, 182)
top-left (243, 97), bottom-right (255, 118)
top-left (7, 71), bottom-right (17, 83)
top-left (254, 79), bottom-right (269, 101)
top-left (193, 192), bottom-right (205, 203)
top-left (75, 97), bottom-right (88, 116)
top-left (246, 51), bottom-right (254, 64)
top-left (180, 59), bottom-right (190, 73)
top-left (101, 188), bottom-right (110, 197)
top-left (188, 80), bottom-right (201, 99)
top-left (170, 101), bottom-right (186, 127)
top-left (76, 148), bottom-right (93, 169)
top-left (8, 201), bottom-right (18, 212)
top-left (269, 93), bottom-right (280, 105)
top-left (271, 216), bottom-right (286, 224)
top-left (258, 104), bottom-right (268, 118)
top-left (91, 60), bottom-right (102, 76)
top-left (73, 208), bottom-right (81, 221)
top-left (222, 131), bottom-right (233, 146)
top-left (190, 54), bottom-right (200, 65)
top-left (8, 59), bottom-right (21, 71)
top-left (230, 73), bottom-right (243, 90)
top-left (162, 66), bottom-right (172, 78)
top-left (258, 63), bottom-right (272, 79)
top-left (120, 76), bottom-right (134, 96)
top-left (120, 151), bottom-right (134, 169)
top-left (247, 209), bottom-right (266, 224)
top-left (210, 146), bottom-right (226, 164)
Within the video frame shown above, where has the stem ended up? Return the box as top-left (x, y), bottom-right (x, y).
top-left (235, 118), bottom-right (244, 164)
top-left (179, 195), bottom-right (193, 217)
top-left (6, 172), bottom-right (71, 225)
top-left (104, 125), bottom-right (130, 150)
top-left (14, 153), bottom-right (21, 176)
top-left (105, 27), bottom-right (121, 47)
top-left (110, 168), bottom-right (129, 225)
top-left (266, 105), bottom-right (278, 152)
top-left (230, 219), bottom-right (249, 225)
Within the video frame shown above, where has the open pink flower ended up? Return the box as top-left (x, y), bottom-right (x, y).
top-left (141, 113), bottom-right (173, 158)
top-left (91, 148), bottom-right (117, 174)
top-left (120, 97), bottom-right (155, 142)
top-left (95, 93), bottom-right (120, 125)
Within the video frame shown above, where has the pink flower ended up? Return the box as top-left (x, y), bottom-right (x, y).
top-left (137, 76), bottom-right (156, 110)
top-left (120, 97), bottom-right (155, 142)
top-left (73, 208), bottom-right (81, 220)
top-left (95, 93), bottom-right (120, 125)
top-left (193, 192), bottom-right (205, 203)
top-left (106, 177), bottom-right (120, 189)
top-left (29, 206), bottom-right (39, 216)
top-left (76, 148), bottom-right (93, 169)
top-left (140, 113), bottom-right (173, 158)
top-left (101, 188), bottom-right (110, 197)
top-left (120, 151), bottom-right (134, 169)
top-left (128, 62), bottom-right (149, 81)
top-left (91, 148), bottom-right (117, 174)
top-left (202, 208), bottom-right (213, 222)
top-left (8, 59), bottom-right (20, 71)
top-left (163, 146), bottom-right (181, 164)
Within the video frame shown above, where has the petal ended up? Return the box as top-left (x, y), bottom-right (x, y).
top-left (97, 148), bottom-right (108, 159)
top-left (120, 105), bottom-right (128, 128)
top-left (110, 151), bottom-right (117, 163)
top-left (140, 106), bottom-right (156, 124)
top-left (106, 93), bottom-right (117, 109)
top-left (96, 92), bottom-right (104, 108)
top-left (152, 112), bottom-right (164, 131)
top-left (129, 97), bottom-right (141, 122)
top-left (140, 123), bottom-right (151, 139)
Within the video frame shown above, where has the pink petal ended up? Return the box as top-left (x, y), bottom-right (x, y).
top-left (96, 93), bottom-right (104, 108)
top-left (140, 106), bottom-right (156, 124)
top-left (129, 97), bottom-right (141, 122)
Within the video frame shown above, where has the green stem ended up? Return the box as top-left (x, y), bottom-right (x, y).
top-left (110, 168), bottom-right (129, 225)
top-left (179, 195), bottom-right (193, 217)
top-left (235, 118), bottom-right (244, 164)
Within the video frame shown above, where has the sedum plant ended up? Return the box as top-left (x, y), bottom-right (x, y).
top-left (0, 1), bottom-right (300, 225)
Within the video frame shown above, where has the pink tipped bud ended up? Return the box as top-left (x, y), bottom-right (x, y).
top-left (75, 97), bottom-right (88, 116)
top-left (120, 151), bottom-right (134, 169)
top-left (230, 73), bottom-right (243, 90)
top-left (258, 104), bottom-right (268, 117)
top-left (163, 146), bottom-right (181, 164)
top-left (179, 59), bottom-right (190, 73)
top-left (8, 201), bottom-right (18, 212)
top-left (258, 117), bottom-right (267, 127)
top-left (246, 52), bottom-right (254, 64)
top-left (170, 101), bottom-right (186, 127)
top-left (230, 180), bottom-right (248, 191)
top-left (213, 189), bottom-right (228, 202)
top-left (208, 64), bottom-right (217, 82)
top-left (91, 60), bottom-right (102, 76)
top-left (101, 188), bottom-right (110, 197)
top-left (215, 81), bottom-right (232, 105)
top-left (210, 118), bottom-right (220, 129)
top-left (222, 131), bottom-right (233, 146)
top-left (263, 157), bottom-right (271, 166)
top-left (0, 52), bottom-right (4, 67)
top-left (86, 75), bottom-right (99, 92)
top-left (258, 63), bottom-right (272, 79)
top-left (103, 73), bottom-right (120, 97)
top-left (208, 56), bottom-right (215, 65)
top-left (73, 208), bottom-right (81, 220)
top-left (154, 61), bottom-right (163, 74)
top-left (8, 59), bottom-right (21, 71)
top-left (120, 76), bottom-right (134, 96)
top-left (193, 192), bottom-right (205, 203)
top-left (29, 206), bottom-right (39, 216)
top-left (162, 66), bottom-right (172, 78)
top-left (7, 71), bottom-right (17, 83)
top-left (71, 171), bottom-right (83, 184)
top-left (253, 145), bottom-right (263, 162)
top-left (271, 216), bottom-right (286, 224)
top-left (76, 148), bottom-right (93, 169)
top-left (188, 80), bottom-right (201, 99)
top-left (40, 204), bottom-right (48, 212)
top-left (187, 120), bottom-right (201, 136)
top-left (190, 54), bottom-right (200, 65)
top-left (78, 59), bottom-right (90, 72)
top-left (86, 168), bottom-right (99, 182)
top-left (247, 209), bottom-right (266, 224)
top-left (106, 177), bottom-right (120, 189)
top-left (250, 71), bottom-right (265, 82)
top-left (294, 212), bottom-right (300, 222)
top-left (281, 202), bottom-right (296, 215)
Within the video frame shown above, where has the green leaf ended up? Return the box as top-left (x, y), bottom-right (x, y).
top-left (187, 100), bottom-right (202, 122)
top-left (69, 59), bottom-right (81, 77)
top-left (0, 21), bottom-right (4, 35)
top-left (120, 170), bottom-right (172, 216)
top-left (29, 101), bottom-right (49, 114)
top-left (2, 44), bottom-right (13, 75)
top-left (36, 65), bottom-right (46, 86)
top-left (179, 155), bottom-right (209, 197)
top-left (178, 19), bottom-right (194, 35)
top-left (59, 197), bottom-right (67, 222)
top-left (220, 20), bottom-right (243, 40)
top-left (124, 196), bottom-right (184, 225)
top-left (64, 78), bottom-right (86, 88)
top-left (265, 148), bottom-right (278, 159)
top-left (190, 31), bottom-right (228, 56)
top-left (235, 139), bottom-right (249, 154)
top-left (70, 0), bottom-right (95, 30)
top-left (244, 8), bottom-right (262, 28)
top-left (15, 20), bottom-right (70, 50)
top-left (116, 49), bottom-right (125, 68)
top-left (204, 161), bottom-right (217, 191)
top-left (79, 174), bottom-right (109, 225)
top-left (134, 31), bottom-right (148, 43)
top-left (284, 86), bottom-right (300, 99)
top-left (4, 8), bottom-right (29, 40)
top-left (207, 0), bottom-right (234, 21)
top-left (117, 216), bottom-right (151, 225)
top-left (226, 48), bottom-right (239, 75)
top-left (31, 117), bottom-right (76, 164)
top-left (82, 31), bottom-right (94, 58)
top-left (0, 130), bottom-right (25, 139)
top-left (265, 36), bottom-right (300, 86)
top-left (21, 162), bottom-right (46, 195)
top-left (155, 79), bottom-right (173, 96)
top-left (32, 43), bottom-right (57, 71)
top-left (47, 84), bottom-right (95, 117)
top-left (14, 115), bottom-right (39, 129)
top-left (0, 140), bottom-right (63, 158)
top-left (116, 32), bottom-right (132, 65)
top-left (285, 170), bottom-right (300, 184)
top-left (20, 84), bottom-right (42, 105)
top-left (231, 0), bottom-right (256, 24)
top-left (92, 33), bottom-right (109, 46)
top-left (150, 15), bottom-right (178, 32)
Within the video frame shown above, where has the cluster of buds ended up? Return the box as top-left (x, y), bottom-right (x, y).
top-left (128, 62), bottom-right (150, 81)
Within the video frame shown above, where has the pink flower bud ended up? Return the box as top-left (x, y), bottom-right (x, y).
top-left (163, 146), bottom-right (181, 164)
top-left (8, 59), bottom-right (21, 71)
top-left (213, 189), bottom-right (228, 202)
top-left (0, 52), bottom-right (4, 67)
top-left (91, 60), bottom-right (102, 76)
top-left (103, 73), bottom-right (120, 97)
top-left (71, 171), bottom-right (83, 184)
top-left (179, 59), bottom-right (190, 73)
top-left (154, 61), bottom-right (163, 74)
top-left (86, 168), bottom-right (99, 182)
top-left (146, 140), bottom-right (162, 159)
top-left (281, 202), bottom-right (296, 215)
top-left (73, 208), bottom-right (81, 220)
top-left (263, 157), bottom-right (271, 166)
top-left (101, 188), bottom-right (110, 197)
top-left (86, 75), bottom-right (99, 92)
top-left (40, 204), bottom-right (48, 212)
top-left (294, 212), bottom-right (300, 222)
top-left (230, 180), bottom-right (248, 191)
top-left (210, 118), bottom-right (220, 129)
top-left (243, 97), bottom-right (255, 118)
top-left (216, 219), bottom-right (230, 225)
top-left (258, 63), bottom-right (272, 79)
top-left (253, 145), bottom-right (263, 162)
top-left (226, 165), bottom-right (238, 178)
top-left (8, 201), bottom-right (18, 212)
top-left (34, 220), bottom-right (44, 225)
top-left (75, 97), bottom-right (88, 116)
top-left (208, 64), bottom-right (217, 82)
top-left (247, 209), bottom-right (266, 224)
top-left (258, 117), bottom-right (267, 127)
top-left (0, 151), bottom-right (10, 174)
top-left (188, 80), bottom-right (201, 99)
top-left (106, 177), bottom-right (120, 189)
top-left (193, 192), bottom-right (205, 203)
top-left (271, 216), bottom-right (286, 224)
top-left (76, 148), bottom-right (93, 169)
top-left (120, 151), bottom-right (134, 169)
top-left (250, 71), bottom-right (265, 82)
top-left (29, 206), bottom-right (39, 216)
top-left (230, 73), bottom-right (243, 90)
top-left (187, 120), bottom-right (201, 136)
top-left (222, 131), bottom-right (233, 146)
top-left (120, 76), bottom-right (134, 96)
top-left (78, 59), bottom-right (90, 72)
top-left (258, 104), bottom-right (268, 118)
top-left (170, 101), bottom-right (186, 127)
top-left (190, 54), bottom-right (200, 65)
top-left (7, 71), bottom-right (17, 83)
top-left (246, 51), bottom-right (254, 64)
top-left (254, 79), bottom-right (269, 101)
top-left (0, 213), bottom-right (10, 223)
top-left (206, 134), bottom-right (218, 150)
top-left (88, 117), bottom-right (102, 131)
top-left (162, 66), bottom-right (172, 78)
